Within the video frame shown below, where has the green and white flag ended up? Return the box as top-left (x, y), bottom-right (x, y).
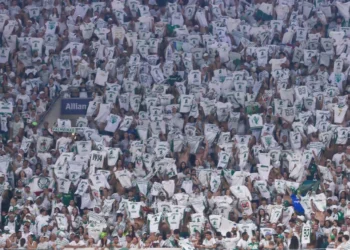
top-left (209, 215), bottom-right (222, 230)
top-left (275, 180), bottom-right (285, 194)
top-left (210, 173), bottom-right (221, 192)
top-left (254, 180), bottom-right (271, 199)
top-left (312, 193), bottom-right (327, 212)
top-left (0, 48), bottom-right (10, 64)
top-left (166, 212), bottom-right (182, 230)
top-left (219, 217), bottom-right (237, 236)
top-left (336, 127), bottom-right (348, 144)
top-left (102, 199), bottom-right (115, 215)
top-left (90, 150), bottom-right (107, 169)
top-left (68, 161), bottom-right (83, 184)
top-left (261, 135), bottom-right (277, 148)
top-left (75, 179), bottom-right (89, 196)
top-left (57, 178), bottom-right (71, 194)
top-left (217, 151), bottom-right (230, 169)
top-left (301, 225), bottom-right (311, 244)
top-left (186, 136), bottom-right (203, 154)
top-left (162, 180), bottom-right (175, 197)
top-left (119, 116), bottom-right (133, 131)
top-left (248, 114), bottom-right (263, 129)
top-left (56, 213), bottom-right (68, 231)
top-left (20, 137), bottom-right (33, 153)
top-left (270, 206), bottom-right (283, 223)
top-left (28, 176), bottom-right (54, 193)
top-left (257, 164), bottom-right (272, 180)
top-left (76, 141), bottom-right (92, 156)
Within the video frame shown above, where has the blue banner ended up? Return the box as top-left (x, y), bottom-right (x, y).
top-left (61, 98), bottom-right (92, 115)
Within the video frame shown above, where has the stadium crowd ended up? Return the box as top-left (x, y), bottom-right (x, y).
top-left (1, 0), bottom-right (350, 249)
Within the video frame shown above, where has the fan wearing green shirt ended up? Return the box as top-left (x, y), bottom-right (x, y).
top-left (248, 235), bottom-right (259, 250)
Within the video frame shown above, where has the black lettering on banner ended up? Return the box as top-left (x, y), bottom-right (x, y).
top-left (92, 154), bottom-right (103, 161)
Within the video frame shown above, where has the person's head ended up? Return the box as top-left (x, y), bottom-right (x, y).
top-left (337, 16), bottom-right (343, 25)
top-left (126, 234), bottom-right (132, 243)
top-left (173, 229), bottom-right (180, 238)
top-left (40, 208), bottom-right (47, 216)
top-left (72, 234), bottom-right (80, 243)
top-left (118, 229), bottom-right (123, 237)
top-left (23, 159), bottom-right (29, 168)
top-left (0, 172), bottom-right (5, 184)
top-left (8, 213), bottom-right (15, 222)
top-left (265, 232), bottom-right (272, 240)
top-left (242, 232), bottom-right (249, 241)
top-left (23, 224), bottom-right (30, 233)
top-left (205, 231), bottom-right (212, 240)
top-left (158, 192), bottom-right (166, 201)
top-left (14, 114), bottom-right (20, 122)
top-left (242, 212), bottom-right (248, 220)
top-left (259, 209), bottom-right (266, 216)
top-left (311, 56), bottom-right (317, 64)
top-left (27, 234), bottom-right (34, 242)
top-left (113, 236), bottom-right (119, 244)
top-left (132, 237), bottom-right (139, 244)
top-left (26, 196), bottom-right (34, 205)
top-left (20, 238), bottom-right (26, 247)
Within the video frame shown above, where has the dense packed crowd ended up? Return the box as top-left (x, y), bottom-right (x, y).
top-left (2, 0), bottom-right (350, 249)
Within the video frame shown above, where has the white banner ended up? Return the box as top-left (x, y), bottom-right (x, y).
top-left (301, 225), bottom-right (311, 244)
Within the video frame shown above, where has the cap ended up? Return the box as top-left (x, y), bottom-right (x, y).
top-left (0, 172), bottom-right (5, 178)
top-left (265, 232), bottom-right (272, 236)
top-left (27, 197), bottom-right (33, 201)
top-left (284, 229), bottom-right (290, 233)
